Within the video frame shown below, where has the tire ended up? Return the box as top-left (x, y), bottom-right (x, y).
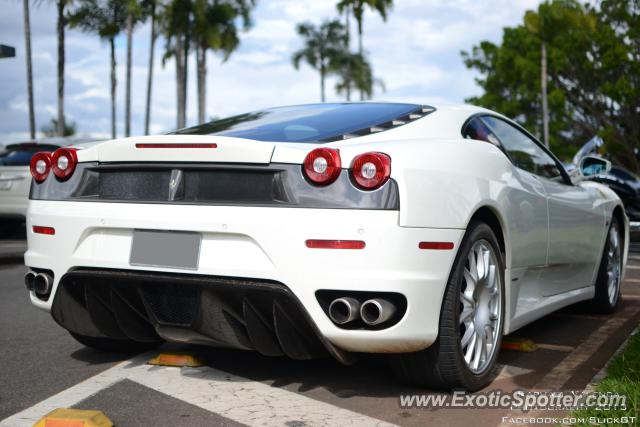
top-left (69, 332), bottom-right (161, 353)
top-left (591, 216), bottom-right (623, 314)
top-left (0, 219), bottom-right (24, 238)
top-left (392, 221), bottom-right (505, 391)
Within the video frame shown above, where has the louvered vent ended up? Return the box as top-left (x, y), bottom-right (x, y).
top-left (320, 105), bottom-right (435, 142)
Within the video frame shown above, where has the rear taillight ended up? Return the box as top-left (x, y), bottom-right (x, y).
top-left (350, 152), bottom-right (391, 190)
top-left (30, 152), bottom-right (52, 183)
top-left (51, 148), bottom-right (78, 180)
top-left (303, 148), bottom-right (341, 185)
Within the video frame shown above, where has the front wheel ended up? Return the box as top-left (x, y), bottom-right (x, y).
top-left (392, 221), bottom-right (505, 391)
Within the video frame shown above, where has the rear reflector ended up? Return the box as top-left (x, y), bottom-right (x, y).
top-left (305, 240), bottom-right (365, 249)
top-left (135, 143), bottom-right (218, 149)
top-left (419, 241), bottom-right (454, 250)
top-left (33, 226), bottom-right (55, 235)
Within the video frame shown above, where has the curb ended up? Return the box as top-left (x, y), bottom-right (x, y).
top-left (584, 325), bottom-right (639, 392)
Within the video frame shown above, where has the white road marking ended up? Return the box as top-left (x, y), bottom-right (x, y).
top-left (495, 364), bottom-right (534, 380)
top-left (0, 354), bottom-right (397, 427)
top-left (535, 343), bottom-right (574, 352)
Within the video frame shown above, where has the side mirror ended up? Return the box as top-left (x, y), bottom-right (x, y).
top-left (579, 155), bottom-right (611, 178)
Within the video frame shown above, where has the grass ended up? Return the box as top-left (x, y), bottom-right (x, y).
top-left (570, 331), bottom-right (640, 425)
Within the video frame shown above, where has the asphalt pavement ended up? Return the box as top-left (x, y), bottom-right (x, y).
top-left (1, 232), bottom-right (639, 426)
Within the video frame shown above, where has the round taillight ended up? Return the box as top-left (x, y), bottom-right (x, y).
top-left (350, 152), bottom-right (391, 190)
top-left (51, 148), bottom-right (78, 180)
top-left (30, 152), bottom-right (52, 183)
top-left (303, 148), bottom-right (342, 185)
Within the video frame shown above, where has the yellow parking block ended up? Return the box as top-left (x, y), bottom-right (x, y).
top-left (32, 408), bottom-right (112, 427)
top-left (501, 337), bottom-right (538, 352)
top-left (148, 352), bottom-right (205, 367)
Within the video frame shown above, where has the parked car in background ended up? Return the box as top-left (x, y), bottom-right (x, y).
top-left (572, 136), bottom-right (640, 230)
top-left (0, 138), bottom-right (101, 236)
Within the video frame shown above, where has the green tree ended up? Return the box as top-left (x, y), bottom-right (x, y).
top-left (123, 0), bottom-right (157, 136)
top-left (51, 0), bottom-right (73, 137)
top-left (461, 0), bottom-right (639, 167)
top-left (22, 0), bottom-right (36, 139)
top-left (123, 1), bottom-right (143, 137)
top-left (192, 0), bottom-right (255, 125)
top-left (523, 0), bottom-right (596, 147)
top-left (68, 0), bottom-right (127, 139)
top-left (335, 52), bottom-right (384, 100)
top-left (41, 116), bottom-right (76, 137)
top-left (336, 0), bottom-right (392, 100)
top-left (144, 0), bottom-right (159, 135)
top-left (161, 0), bottom-right (193, 129)
top-left (292, 20), bottom-right (347, 103)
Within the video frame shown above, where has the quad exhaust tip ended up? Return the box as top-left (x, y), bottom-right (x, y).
top-left (33, 272), bottom-right (53, 296)
top-left (360, 298), bottom-right (397, 326)
top-left (24, 271), bottom-right (37, 291)
top-left (328, 297), bottom-right (361, 325)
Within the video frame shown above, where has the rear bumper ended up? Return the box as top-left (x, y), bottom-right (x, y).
top-left (26, 200), bottom-right (464, 354)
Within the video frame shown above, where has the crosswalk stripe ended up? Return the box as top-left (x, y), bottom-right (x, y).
top-left (0, 355), bottom-right (398, 427)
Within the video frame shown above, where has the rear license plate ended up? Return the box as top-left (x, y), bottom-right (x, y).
top-left (130, 230), bottom-right (201, 270)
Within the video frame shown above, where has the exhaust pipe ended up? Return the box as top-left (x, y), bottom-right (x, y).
top-left (328, 297), bottom-right (361, 325)
top-left (360, 298), bottom-right (397, 326)
top-left (24, 271), bottom-right (37, 291)
top-left (33, 272), bottom-right (53, 296)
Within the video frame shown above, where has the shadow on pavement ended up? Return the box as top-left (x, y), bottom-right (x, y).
top-left (69, 346), bottom-right (147, 365)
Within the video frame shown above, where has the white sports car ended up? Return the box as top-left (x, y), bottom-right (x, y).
top-left (24, 103), bottom-right (627, 390)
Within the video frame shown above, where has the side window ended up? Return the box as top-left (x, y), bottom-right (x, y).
top-left (481, 116), bottom-right (562, 181)
top-left (462, 117), bottom-right (501, 147)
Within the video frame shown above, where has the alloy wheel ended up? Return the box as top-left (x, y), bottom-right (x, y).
top-left (459, 240), bottom-right (502, 374)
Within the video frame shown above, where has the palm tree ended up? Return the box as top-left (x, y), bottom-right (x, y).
top-left (335, 52), bottom-right (384, 101)
top-left (68, 0), bottom-right (127, 139)
top-left (192, 0), bottom-right (255, 124)
top-left (144, 0), bottom-right (158, 135)
top-left (22, 0), bottom-right (36, 139)
top-left (123, 0), bottom-right (148, 136)
top-left (55, 0), bottom-right (73, 136)
top-left (339, 2), bottom-right (352, 101)
top-left (336, 0), bottom-right (392, 100)
top-left (161, 0), bottom-right (193, 128)
top-left (524, 2), bottom-right (595, 148)
top-left (292, 20), bottom-right (347, 103)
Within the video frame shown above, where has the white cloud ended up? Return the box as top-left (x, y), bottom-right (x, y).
top-left (0, 0), bottom-right (543, 143)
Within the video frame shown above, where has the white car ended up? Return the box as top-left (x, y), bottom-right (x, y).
top-left (0, 139), bottom-right (100, 236)
top-left (24, 103), bottom-right (627, 390)
top-left (0, 142), bottom-right (59, 234)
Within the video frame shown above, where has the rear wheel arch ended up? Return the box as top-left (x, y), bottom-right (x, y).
top-left (612, 205), bottom-right (626, 242)
top-left (467, 206), bottom-right (508, 268)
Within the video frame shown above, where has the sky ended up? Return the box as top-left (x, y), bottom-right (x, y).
top-left (0, 0), bottom-right (542, 143)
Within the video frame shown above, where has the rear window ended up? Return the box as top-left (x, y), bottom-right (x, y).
top-left (0, 144), bottom-right (59, 166)
top-left (173, 103), bottom-right (426, 143)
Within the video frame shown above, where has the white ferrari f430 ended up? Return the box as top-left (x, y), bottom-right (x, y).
top-left (24, 103), bottom-right (628, 390)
